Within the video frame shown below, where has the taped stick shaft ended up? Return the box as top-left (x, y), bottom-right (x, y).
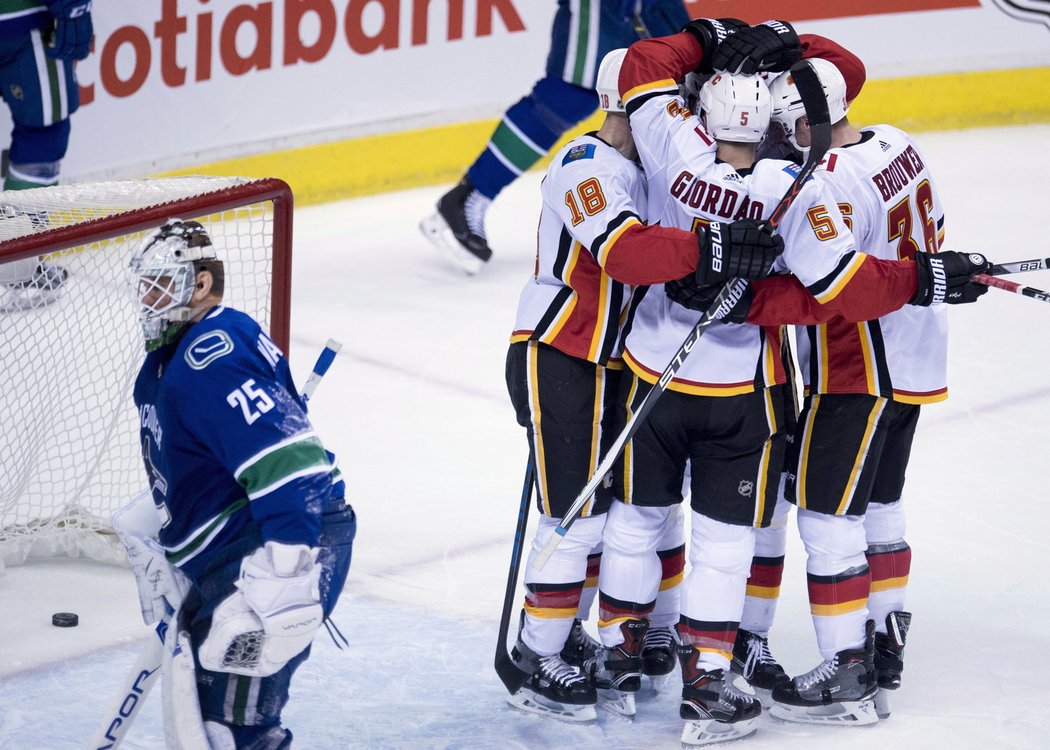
top-left (302, 338), bottom-right (343, 402)
top-left (972, 273), bottom-right (1050, 303)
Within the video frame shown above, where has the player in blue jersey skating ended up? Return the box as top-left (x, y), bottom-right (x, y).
top-left (120, 220), bottom-right (356, 749)
top-left (420, 0), bottom-right (689, 275)
top-left (0, 0), bottom-right (93, 305)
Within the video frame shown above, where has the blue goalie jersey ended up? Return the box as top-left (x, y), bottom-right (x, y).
top-left (133, 306), bottom-right (344, 582)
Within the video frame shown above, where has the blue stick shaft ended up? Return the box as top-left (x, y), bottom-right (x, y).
top-left (302, 338), bottom-right (343, 402)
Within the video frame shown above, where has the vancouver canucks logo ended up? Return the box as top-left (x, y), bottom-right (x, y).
top-left (990, 0), bottom-right (1050, 30)
top-left (185, 330), bottom-right (234, 369)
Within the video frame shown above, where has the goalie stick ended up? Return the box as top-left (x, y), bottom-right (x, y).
top-left (535, 59), bottom-right (833, 570)
top-left (86, 339), bottom-right (343, 749)
top-left (85, 611), bottom-right (169, 750)
top-left (493, 460), bottom-right (536, 694)
top-left (971, 273), bottom-right (1050, 303)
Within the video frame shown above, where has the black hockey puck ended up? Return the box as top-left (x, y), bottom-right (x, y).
top-left (52, 612), bottom-right (79, 627)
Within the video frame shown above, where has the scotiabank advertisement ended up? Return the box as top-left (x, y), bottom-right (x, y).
top-left (45, 1), bottom-right (1050, 180)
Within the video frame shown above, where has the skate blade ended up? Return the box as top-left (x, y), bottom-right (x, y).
top-left (681, 716), bottom-right (758, 747)
top-left (597, 688), bottom-right (636, 718)
top-left (505, 689), bottom-right (597, 724)
top-left (750, 686), bottom-right (775, 711)
top-left (642, 670), bottom-right (677, 697)
top-left (874, 688), bottom-right (892, 720)
top-left (418, 213), bottom-right (484, 275)
top-left (769, 696), bottom-right (879, 726)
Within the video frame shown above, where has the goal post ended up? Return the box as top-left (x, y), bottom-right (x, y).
top-left (0, 176), bottom-right (293, 570)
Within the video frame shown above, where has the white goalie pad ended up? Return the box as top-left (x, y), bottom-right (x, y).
top-left (162, 618), bottom-right (211, 749)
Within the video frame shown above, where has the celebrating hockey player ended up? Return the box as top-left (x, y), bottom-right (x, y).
top-left (120, 220), bottom-right (356, 749)
top-left (502, 48), bottom-right (784, 723)
top-left (763, 54), bottom-right (989, 726)
top-left (610, 19), bottom-right (992, 746)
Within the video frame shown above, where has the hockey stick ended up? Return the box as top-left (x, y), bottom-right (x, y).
top-left (972, 273), bottom-right (1050, 303)
top-left (493, 460), bottom-right (536, 694)
top-left (302, 338), bottom-right (343, 402)
top-left (534, 59), bottom-right (832, 570)
top-left (986, 257), bottom-right (1050, 276)
top-left (87, 339), bottom-right (342, 748)
top-left (85, 613), bottom-right (169, 750)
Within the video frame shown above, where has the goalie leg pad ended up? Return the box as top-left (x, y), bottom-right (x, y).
top-left (162, 617), bottom-right (211, 749)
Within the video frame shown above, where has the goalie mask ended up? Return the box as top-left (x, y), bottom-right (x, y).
top-left (697, 72), bottom-right (771, 143)
top-left (129, 220), bottom-right (218, 351)
top-left (768, 57), bottom-right (848, 153)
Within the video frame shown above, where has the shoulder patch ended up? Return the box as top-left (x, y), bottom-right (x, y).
top-left (563, 143), bottom-right (596, 165)
top-left (781, 163), bottom-right (802, 177)
top-left (184, 330), bottom-right (234, 370)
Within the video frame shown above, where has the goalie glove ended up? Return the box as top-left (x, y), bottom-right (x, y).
top-left (45, 0), bottom-right (93, 61)
top-left (199, 541), bottom-right (324, 677)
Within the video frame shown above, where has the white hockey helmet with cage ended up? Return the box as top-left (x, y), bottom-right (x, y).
top-left (128, 219), bottom-right (217, 351)
top-left (697, 72), bottom-right (771, 143)
top-left (768, 58), bottom-right (849, 151)
top-left (596, 48), bottom-right (628, 113)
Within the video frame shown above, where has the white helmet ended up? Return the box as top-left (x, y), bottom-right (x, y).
top-left (697, 72), bottom-right (771, 143)
top-left (596, 48), bottom-right (628, 113)
top-left (768, 58), bottom-right (849, 151)
top-left (128, 219), bottom-right (218, 351)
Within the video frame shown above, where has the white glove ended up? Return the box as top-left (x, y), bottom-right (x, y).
top-left (113, 491), bottom-right (190, 626)
top-left (199, 541), bottom-right (323, 677)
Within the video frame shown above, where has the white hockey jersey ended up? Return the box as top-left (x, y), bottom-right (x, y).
top-left (797, 124), bottom-right (949, 402)
top-left (509, 134), bottom-right (646, 365)
top-left (620, 77), bottom-right (864, 395)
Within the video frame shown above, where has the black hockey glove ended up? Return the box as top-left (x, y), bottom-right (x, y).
top-left (697, 219), bottom-right (784, 287)
top-left (910, 250), bottom-right (992, 306)
top-left (664, 277), bottom-right (753, 324)
top-left (709, 20), bottom-right (802, 75)
top-left (46, 0), bottom-right (93, 61)
top-left (681, 18), bottom-right (748, 73)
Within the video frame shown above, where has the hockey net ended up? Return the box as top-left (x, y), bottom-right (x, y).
top-left (0, 176), bottom-right (292, 571)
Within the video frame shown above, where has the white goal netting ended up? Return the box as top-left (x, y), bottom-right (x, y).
top-left (0, 176), bottom-right (292, 570)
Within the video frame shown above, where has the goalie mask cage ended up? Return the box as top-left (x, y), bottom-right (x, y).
top-left (0, 176), bottom-right (292, 570)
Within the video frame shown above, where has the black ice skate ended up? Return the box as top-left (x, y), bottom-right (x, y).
top-left (559, 618), bottom-right (601, 668)
top-left (418, 177), bottom-right (493, 275)
top-left (770, 620), bottom-right (879, 725)
top-left (731, 629), bottom-right (789, 708)
top-left (873, 610), bottom-right (911, 719)
top-left (506, 634), bottom-right (597, 723)
top-left (679, 645), bottom-right (761, 746)
top-left (642, 624), bottom-right (678, 676)
top-left (586, 618), bottom-right (648, 717)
